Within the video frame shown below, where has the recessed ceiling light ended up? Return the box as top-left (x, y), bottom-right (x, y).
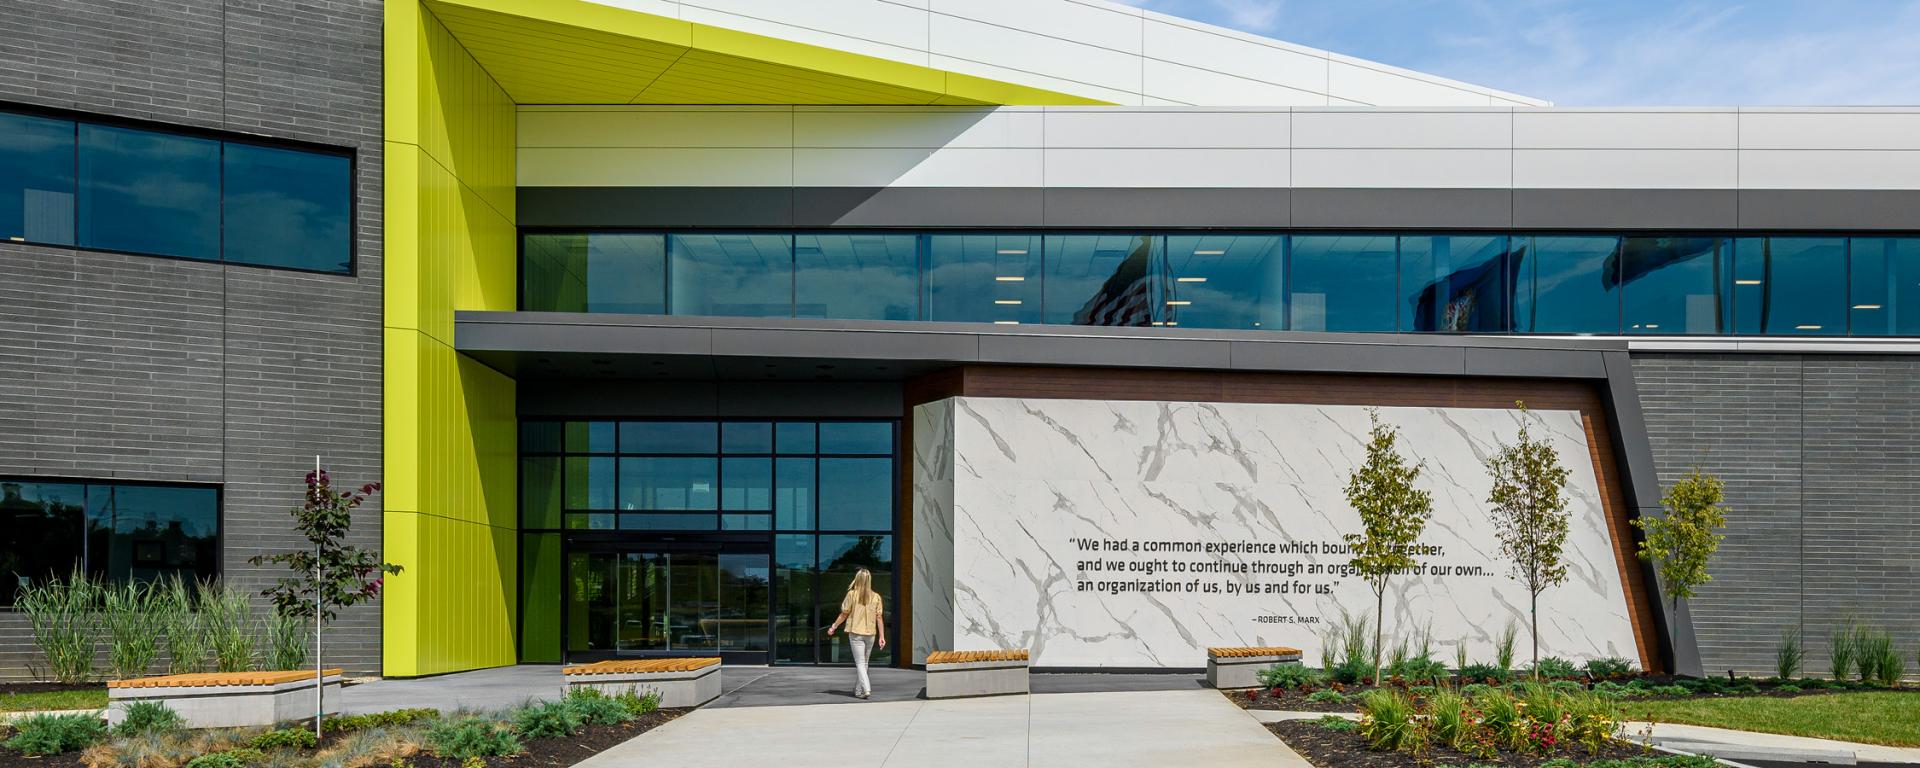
top-left (1645, 324), bottom-right (1659, 329)
top-left (994, 299), bottom-right (1023, 305)
top-left (1735, 279), bottom-right (1763, 285)
top-left (1193, 249), bottom-right (1225, 255)
top-left (1165, 300), bottom-right (1192, 306)
top-left (993, 320), bottom-right (1020, 325)
top-left (1853, 304), bottom-right (1883, 310)
top-left (1175, 277), bottom-right (1207, 283)
top-left (1795, 325), bottom-right (1823, 330)
top-left (995, 276), bottom-right (1025, 282)
top-left (996, 249), bottom-right (1028, 255)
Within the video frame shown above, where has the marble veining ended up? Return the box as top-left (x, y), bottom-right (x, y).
top-left (912, 397), bottom-right (1641, 670)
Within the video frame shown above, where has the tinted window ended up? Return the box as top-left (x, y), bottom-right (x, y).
top-left (0, 112), bottom-right (75, 245)
top-left (1044, 234), bottom-right (1155, 326)
top-left (926, 234), bottom-right (1041, 325)
top-left (1399, 235), bottom-right (1510, 333)
top-left (1161, 235), bottom-right (1285, 330)
top-left (0, 481), bottom-right (85, 605)
top-left (819, 423), bottom-right (891, 455)
top-left (1290, 235), bottom-right (1396, 332)
top-left (618, 457), bottom-right (717, 511)
top-left (817, 458), bottom-right (891, 531)
top-left (77, 124), bottom-right (220, 260)
top-left (1, 480), bottom-right (218, 605)
top-left (1733, 237), bottom-right (1845, 335)
top-left (523, 233), bottom-right (666, 313)
top-left (794, 233), bottom-right (917, 321)
top-left (669, 234), bottom-right (792, 317)
top-left (565, 457), bottom-right (615, 510)
top-left (721, 422), bottom-right (773, 454)
top-left (1517, 236), bottom-right (1620, 333)
top-left (1621, 237), bottom-right (1724, 335)
top-left (1849, 238), bottom-right (1920, 337)
top-left (620, 422), bottom-right (716, 454)
top-left (721, 458), bottom-right (772, 511)
top-left (223, 143), bottom-right (351, 272)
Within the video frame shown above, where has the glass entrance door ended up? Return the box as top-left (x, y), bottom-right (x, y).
top-left (564, 544), bottom-right (770, 662)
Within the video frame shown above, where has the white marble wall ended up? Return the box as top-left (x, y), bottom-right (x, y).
top-left (911, 396), bottom-right (1641, 670)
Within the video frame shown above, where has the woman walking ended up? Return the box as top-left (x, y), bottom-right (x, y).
top-left (825, 568), bottom-right (886, 699)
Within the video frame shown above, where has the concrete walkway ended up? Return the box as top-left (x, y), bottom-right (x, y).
top-left (337, 665), bottom-right (566, 715)
top-left (1623, 721), bottom-right (1920, 765)
top-left (578, 689), bottom-right (1307, 768)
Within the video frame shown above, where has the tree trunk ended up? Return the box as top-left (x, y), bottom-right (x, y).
top-left (1530, 589), bottom-right (1540, 678)
top-left (1373, 586), bottom-right (1386, 686)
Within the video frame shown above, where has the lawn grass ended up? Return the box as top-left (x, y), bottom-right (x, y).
top-left (1619, 691), bottom-right (1920, 747)
top-left (0, 687), bottom-right (108, 712)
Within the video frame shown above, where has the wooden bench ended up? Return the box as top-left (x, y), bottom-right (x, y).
top-left (1206, 646), bottom-right (1303, 689)
top-left (562, 658), bottom-right (722, 708)
top-left (924, 649), bottom-right (1028, 699)
top-left (108, 669), bottom-right (342, 728)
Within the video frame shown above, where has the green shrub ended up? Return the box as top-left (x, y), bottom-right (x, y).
top-left (562, 689), bottom-right (633, 726)
top-left (1408, 685), bottom-right (1437, 697)
top-left (1456, 662), bottom-right (1510, 683)
top-left (1530, 656), bottom-right (1580, 679)
top-left (1494, 619), bottom-right (1519, 672)
top-left (1775, 627), bottom-right (1803, 682)
top-left (1306, 689), bottom-right (1346, 704)
top-left (113, 701), bottom-right (185, 738)
top-left (15, 569), bottom-right (101, 684)
top-left (1356, 689), bottom-right (1423, 752)
top-left (1460, 683), bottom-right (1493, 697)
top-left (1427, 689), bottom-right (1470, 749)
top-left (1585, 657), bottom-right (1636, 678)
top-left (102, 581), bottom-right (161, 680)
top-left (4, 712), bottom-right (108, 755)
top-left (249, 727), bottom-right (319, 750)
top-left (426, 717), bottom-right (522, 760)
top-left (1388, 655), bottom-right (1449, 683)
top-left (1777, 683), bottom-right (1802, 693)
top-left (1857, 628), bottom-right (1904, 686)
top-left (323, 708), bottom-right (440, 734)
top-left (1333, 608), bottom-right (1374, 684)
top-left (156, 576), bottom-right (210, 675)
top-left (1317, 715), bottom-right (1357, 732)
top-left (615, 689), bottom-right (661, 717)
top-left (1647, 684), bottom-right (1691, 697)
top-left (1564, 690), bottom-right (1624, 755)
top-left (1472, 688), bottom-right (1524, 751)
top-left (265, 612), bottom-right (307, 672)
top-left (1257, 663), bottom-right (1323, 689)
top-left (200, 581), bottom-right (257, 673)
top-left (185, 748), bottom-right (267, 768)
top-left (1830, 618), bottom-right (1860, 681)
top-left (509, 701), bottom-right (583, 740)
top-left (1548, 680), bottom-right (1583, 693)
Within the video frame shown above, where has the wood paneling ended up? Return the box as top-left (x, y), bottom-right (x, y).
top-left (899, 365), bottom-right (1662, 673)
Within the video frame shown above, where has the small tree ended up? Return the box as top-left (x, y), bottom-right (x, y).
top-left (249, 468), bottom-right (400, 735)
top-left (1633, 468), bottom-right (1727, 606)
top-left (1343, 409), bottom-right (1434, 685)
top-left (1484, 401), bottom-right (1572, 676)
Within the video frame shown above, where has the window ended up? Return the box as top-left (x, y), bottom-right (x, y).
top-left (1733, 237), bottom-right (1846, 335)
top-left (1, 479), bottom-right (220, 605)
top-left (1620, 237), bottom-right (1726, 334)
top-left (223, 143), bottom-right (352, 273)
top-left (669, 234), bottom-right (792, 317)
top-left (926, 234), bottom-right (1042, 325)
top-left (1517, 236), bottom-right (1621, 334)
top-left (1849, 238), bottom-right (1920, 336)
top-left (1290, 235), bottom-right (1396, 332)
top-left (522, 234), bottom-right (666, 314)
top-left (0, 107), bottom-right (354, 273)
top-left (79, 124), bottom-right (220, 260)
top-left (1160, 235), bottom-right (1285, 330)
top-left (1399, 235), bottom-right (1510, 333)
top-left (0, 112), bottom-right (75, 245)
top-left (794, 233), bottom-right (917, 321)
top-left (1044, 234), bottom-right (1155, 326)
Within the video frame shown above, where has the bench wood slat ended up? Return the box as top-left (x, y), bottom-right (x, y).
top-left (925, 650), bottom-right (1028, 665)
top-left (563, 658), bottom-right (720, 675)
top-left (108, 669), bottom-right (342, 689)
top-left (1206, 646), bottom-right (1302, 659)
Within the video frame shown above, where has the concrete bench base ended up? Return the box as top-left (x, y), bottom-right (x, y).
top-left (1207, 654), bottom-right (1302, 689)
top-left (925, 659), bottom-right (1029, 699)
top-left (108, 673), bottom-right (341, 729)
top-left (565, 665), bottom-right (721, 708)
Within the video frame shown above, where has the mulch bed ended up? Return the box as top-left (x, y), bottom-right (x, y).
top-left (0, 683), bottom-right (101, 697)
top-left (1268, 718), bottom-right (1659, 768)
top-left (0, 748), bottom-right (83, 768)
top-left (1233, 678), bottom-right (1898, 711)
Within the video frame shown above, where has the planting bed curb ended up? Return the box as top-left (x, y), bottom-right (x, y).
top-left (562, 659), bottom-right (720, 708)
top-left (925, 650), bottom-right (1029, 699)
top-left (106, 669), bottom-right (342, 728)
top-left (1207, 646), bottom-right (1302, 689)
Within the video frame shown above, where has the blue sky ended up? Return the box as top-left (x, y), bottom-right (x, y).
top-left (1112, 0), bottom-right (1920, 105)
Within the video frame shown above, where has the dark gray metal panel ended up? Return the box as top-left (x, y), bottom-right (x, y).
top-left (518, 187), bottom-right (794, 228)
top-left (1227, 340), bottom-right (1467, 375)
top-left (710, 327), bottom-right (981, 362)
top-left (1290, 188), bottom-right (1512, 229)
top-left (518, 379), bottom-right (901, 418)
top-left (794, 187), bottom-right (1045, 227)
top-left (1513, 189), bottom-right (1739, 230)
top-left (1041, 188), bottom-right (1290, 227)
top-left (1738, 189), bottom-right (1920, 230)
top-left (974, 334), bottom-right (1234, 368)
top-left (462, 317), bottom-right (716, 356)
top-left (1464, 345), bottom-right (1609, 379)
top-left (1601, 350), bottom-right (1703, 677)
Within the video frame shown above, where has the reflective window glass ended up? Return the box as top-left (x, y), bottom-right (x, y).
top-left (774, 534), bottom-right (816, 663)
top-left (1399, 235), bottom-right (1510, 333)
top-left (818, 534), bottom-right (893, 665)
top-left (1849, 238), bottom-right (1920, 337)
top-left (618, 513), bottom-right (717, 531)
top-left (223, 143), bottom-right (351, 273)
top-left (722, 422), bottom-right (773, 454)
top-left (925, 234), bottom-right (1042, 325)
top-left (1517, 236), bottom-right (1621, 333)
top-left (818, 458), bottom-right (891, 531)
top-left (1733, 237), bottom-right (1845, 335)
top-left (0, 481), bottom-right (85, 605)
top-left (1160, 235), bottom-right (1285, 330)
top-left (89, 485), bottom-right (218, 585)
top-left (1044, 234), bottom-right (1156, 326)
top-left (669, 234), bottom-right (792, 317)
top-left (722, 514), bottom-right (771, 531)
top-left (522, 234), bottom-right (666, 313)
top-left (618, 457), bottom-right (717, 510)
top-left (1289, 235), bottom-right (1396, 332)
top-left (0, 112), bottom-right (75, 245)
top-left (775, 458), bottom-right (816, 530)
top-left (775, 422), bottom-right (816, 454)
top-left (521, 457), bottom-right (562, 529)
top-left (1621, 237), bottom-right (1725, 335)
top-left (722, 457), bottom-right (772, 511)
top-left (794, 233), bottom-right (917, 321)
top-left (564, 421), bottom-right (615, 453)
top-left (819, 423), bottom-right (891, 455)
top-left (565, 457), bottom-right (615, 510)
top-left (77, 124), bottom-right (219, 260)
top-left (620, 422), bottom-right (716, 454)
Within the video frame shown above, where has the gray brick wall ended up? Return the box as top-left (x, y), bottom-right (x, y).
top-left (0, 0), bottom-right (384, 680)
top-left (1633, 353), bottom-right (1920, 678)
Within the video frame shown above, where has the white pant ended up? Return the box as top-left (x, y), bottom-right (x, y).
top-left (848, 633), bottom-right (874, 695)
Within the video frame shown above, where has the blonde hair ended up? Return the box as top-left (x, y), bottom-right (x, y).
top-left (847, 568), bottom-right (876, 607)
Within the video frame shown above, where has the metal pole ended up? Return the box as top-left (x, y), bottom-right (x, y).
top-left (314, 455), bottom-right (323, 740)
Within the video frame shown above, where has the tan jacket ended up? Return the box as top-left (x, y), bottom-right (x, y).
top-left (840, 591), bottom-right (883, 636)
